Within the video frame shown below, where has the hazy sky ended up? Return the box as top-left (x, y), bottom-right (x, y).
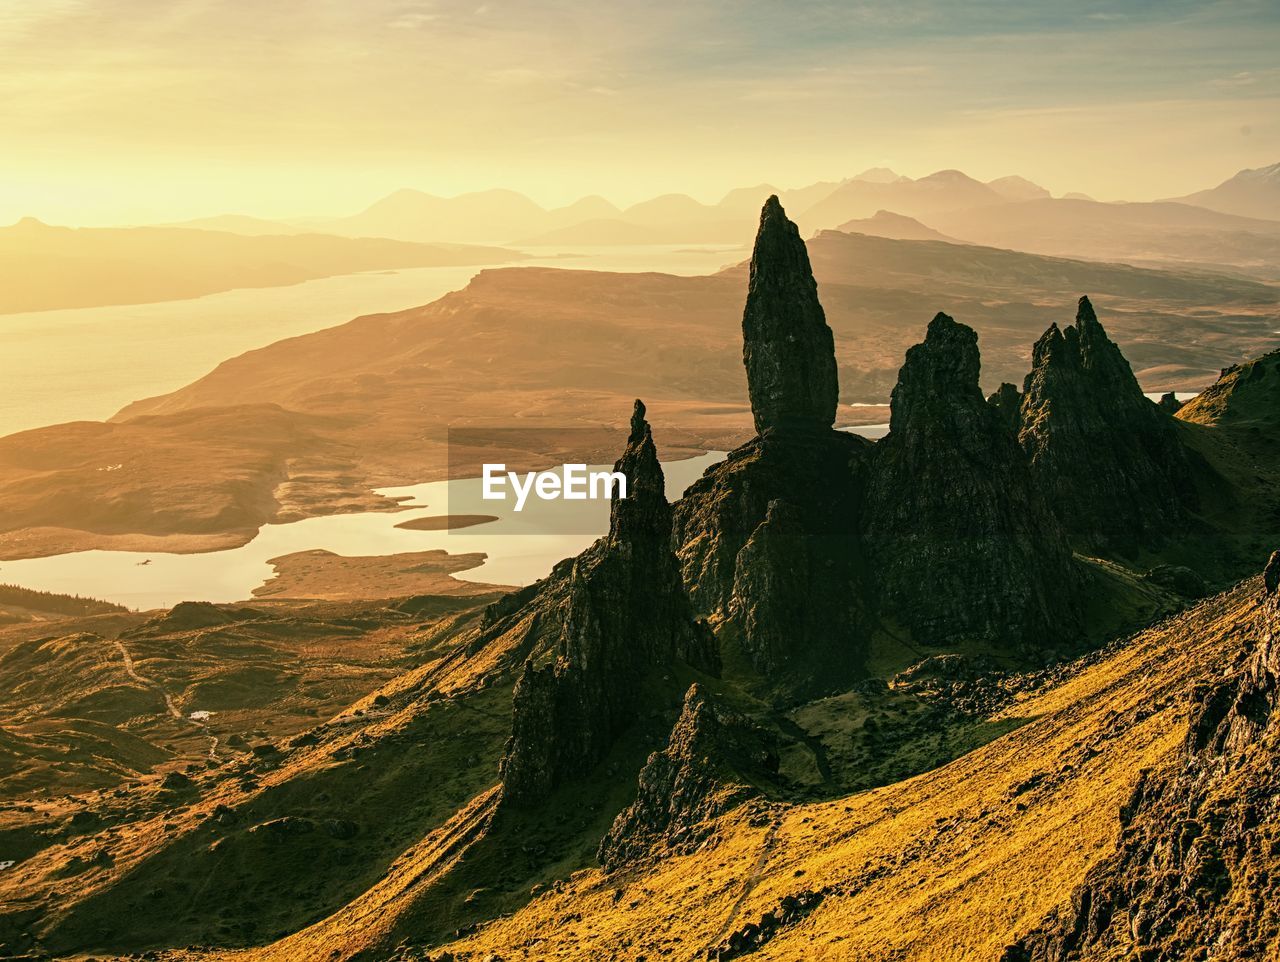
top-left (3, 0), bottom-right (1278, 225)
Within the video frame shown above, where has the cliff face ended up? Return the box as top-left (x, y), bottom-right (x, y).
top-left (863, 312), bottom-right (1081, 651)
top-left (742, 195), bottom-right (839, 437)
top-left (1008, 552), bottom-right (1280, 961)
top-left (498, 401), bottom-right (717, 806)
top-left (987, 381), bottom-right (1023, 434)
top-left (672, 433), bottom-right (871, 694)
top-left (1019, 296), bottom-right (1197, 555)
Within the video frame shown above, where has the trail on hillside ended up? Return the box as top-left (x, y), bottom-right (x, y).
top-left (708, 816), bottom-right (781, 948)
top-left (113, 639), bottom-right (219, 759)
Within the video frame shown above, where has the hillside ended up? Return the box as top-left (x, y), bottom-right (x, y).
top-left (924, 198), bottom-right (1280, 279)
top-left (433, 578), bottom-right (1275, 961)
top-left (0, 218), bottom-right (524, 314)
top-left (835, 209), bottom-right (965, 243)
top-left (0, 230), bottom-right (1274, 560)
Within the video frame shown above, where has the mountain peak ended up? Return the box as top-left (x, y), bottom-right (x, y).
top-left (920, 168), bottom-right (982, 185)
top-left (851, 167), bottom-right (903, 184)
top-left (867, 309), bottom-right (1081, 649)
top-left (1229, 160), bottom-right (1280, 183)
top-left (987, 175), bottom-right (1051, 202)
top-left (1169, 160), bottom-right (1280, 219)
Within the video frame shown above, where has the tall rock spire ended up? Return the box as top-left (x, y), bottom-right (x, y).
top-left (608, 399), bottom-right (667, 546)
top-left (498, 400), bottom-right (716, 806)
top-left (1018, 295), bottom-right (1196, 555)
top-left (863, 312), bottom-right (1081, 651)
top-left (742, 196), bottom-right (839, 436)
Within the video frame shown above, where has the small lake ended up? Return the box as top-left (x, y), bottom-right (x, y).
top-left (0, 451), bottom-right (722, 611)
top-left (0, 425), bottom-right (888, 610)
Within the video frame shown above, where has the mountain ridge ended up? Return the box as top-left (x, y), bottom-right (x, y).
top-left (1167, 160), bottom-right (1280, 220)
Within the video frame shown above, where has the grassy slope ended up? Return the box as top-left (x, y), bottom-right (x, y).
top-left (425, 582), bottom-right (1258, 961)
top-left (0, 593), bottom-right (522, 956)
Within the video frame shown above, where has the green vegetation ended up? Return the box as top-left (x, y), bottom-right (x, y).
top-left (0, 583), bottom-right (128, 616)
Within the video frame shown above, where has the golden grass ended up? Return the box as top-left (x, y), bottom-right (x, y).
top-left (429, 587), bottom-right (1255, 961)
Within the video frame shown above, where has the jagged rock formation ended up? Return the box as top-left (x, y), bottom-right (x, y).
top-left (1007, 552), bottom-right (1280, 960)
top-left (672, 434), bottom-right (871, 693)
top-left (726, 498), bottom-right (862, 681)
top-left (673, 198), bottom-right (872, 694)
top-left (863, 312), bottom-right (1081, 650)
top-left (1157, 391), bottom-right (1183, 414)
top-left (1018, 296), bottom-right (1197, 555)
top-left (597, 683), bottom-right (779, 871)
top-left (987, 381), bottom-right (1023, 434)
top-left (741, 196), bottom-right (839, 436)
top-left (498, 400), bottom-right (717, 806)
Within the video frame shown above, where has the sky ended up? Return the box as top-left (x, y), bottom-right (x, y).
top-left (2, 0), bottom-right (1278, 225)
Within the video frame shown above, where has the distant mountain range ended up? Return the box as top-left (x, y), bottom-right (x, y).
top-left (292, 168), bottom-right (1057, 245)
top-left (1165, 161), bottom-right (1280, 220)
top-left (924, 197), bottom-right (1280, 280)
top-left (5, 162), bottom-right (1275, 316)
top-left (149, 161), bottom-right (1280, 279)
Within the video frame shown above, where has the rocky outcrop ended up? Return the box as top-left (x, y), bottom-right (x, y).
top-left (741, 196), bottom-right (839, 436)
top-left (726, 496), bottom-right (866, 685)
top-left (597, 683), bottom-right (779, 871)
top-left (986, 381), bottom-right (1023, 434)
top-left (672, 433), bottom-right (871, 693)
top-left (1178, 347), bottom-right (1280, 431)
top-left (1018, 296), bottom-right (1197, 555)
top-left (497, 400), bottom-right (716, 806)
top-left (1142, 563), bottom-right (1207, 598)
top-left (1007, 552), bottom-right (1280, 961)
top-left (1157, 391), bottom-right (1183, 414)
top-left (863, 312), bottom-right (1081, 651)
top-left (672, 198), bottom-right (872, 694)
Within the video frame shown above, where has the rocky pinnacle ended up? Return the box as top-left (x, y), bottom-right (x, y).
top-left (742, 196), bottom-right (838, 436)
top-left (864, 311), bottom-right (1081, 650)
top-left (608, 398), bottom-right (668, 546)
top-left (1018, 295), bottom-right (1196, 554)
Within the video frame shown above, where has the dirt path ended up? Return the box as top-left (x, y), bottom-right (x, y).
top-left (113, 639), bottom-right (219, 759)
top-left (708, 815), bottom-right (780, 948)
